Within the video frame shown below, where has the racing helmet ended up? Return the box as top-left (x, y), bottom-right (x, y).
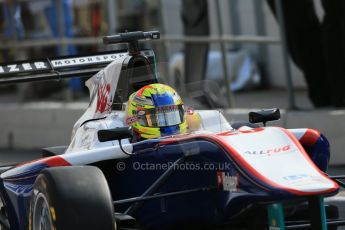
top-left (127, 83), bottom-right (187, 139)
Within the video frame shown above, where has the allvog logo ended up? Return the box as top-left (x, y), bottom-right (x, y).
top-left (0, 53), bottom-right (128, 74)
top-left (244, 145), bottom-right (291, 156)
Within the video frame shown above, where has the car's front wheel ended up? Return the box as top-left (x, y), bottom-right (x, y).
top-left (29, 166), bottom-right (115, 230)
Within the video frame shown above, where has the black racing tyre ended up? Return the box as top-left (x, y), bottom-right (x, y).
top-left (29, 166), bottom-right (115, 230)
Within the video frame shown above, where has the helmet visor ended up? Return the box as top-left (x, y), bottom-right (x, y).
top-left (137, 105), bottom-right (184, 127)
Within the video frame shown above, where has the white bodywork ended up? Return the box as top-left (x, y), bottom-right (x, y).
top-left (71, 55), bottom-right (127, 138)
top-left (217, 127), bottom-right (337, 194)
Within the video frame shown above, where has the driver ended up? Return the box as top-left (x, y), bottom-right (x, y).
top-left (126, 83), bottom-right (200, 140)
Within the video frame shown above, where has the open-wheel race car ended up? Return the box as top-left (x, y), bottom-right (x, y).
top-left (0, 31), bottom-right (344, 230)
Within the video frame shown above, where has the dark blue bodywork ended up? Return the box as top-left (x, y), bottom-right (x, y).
top-left (0, 133), bottom-right (332, 229)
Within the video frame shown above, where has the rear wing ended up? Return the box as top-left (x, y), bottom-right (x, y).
top-left (0, 49), bottom-right (155, 84)
top-left (0, 31), bottom-right (160, 84)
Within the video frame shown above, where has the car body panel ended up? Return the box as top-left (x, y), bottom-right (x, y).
top-left (0, 125), bottom-right (337, 229)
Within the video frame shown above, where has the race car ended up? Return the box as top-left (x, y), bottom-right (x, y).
top-left (0, 31), bottom-right (344, 230)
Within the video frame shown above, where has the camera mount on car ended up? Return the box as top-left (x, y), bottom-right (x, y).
top-left (103, 31), bottom-right (160, 55)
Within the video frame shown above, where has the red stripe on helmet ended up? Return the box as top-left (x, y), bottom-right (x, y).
top-left (136, 85), bottom-right (154, 97)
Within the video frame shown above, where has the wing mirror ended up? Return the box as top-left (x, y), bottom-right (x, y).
top-left (248, 108), bottom-right (280, 126)
top-left (98, 127), bottom-right (133, 142)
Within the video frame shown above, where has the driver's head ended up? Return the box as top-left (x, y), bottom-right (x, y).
top-left (127, 83), bottom-right (187, 139)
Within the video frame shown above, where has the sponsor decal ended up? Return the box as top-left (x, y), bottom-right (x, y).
top-left (283, 174), bottom-right (311, 181)
top-left (138, 110), bottom-right (146, 116)
top-left (158, 105), bottom-right (178, 111)
top-left (0, 62), bottom-right (48, 74)
top-left (126, 116), bottom-right (138, 125)
top-left (186, 107), bottom-right (194, 115)
top-left (217, 171), bottom-right (239, 192)
top-left (244, 145), bottom-right (291, 156)
top-left (0, 53), bottom-right (127, 75)
top-left (96, 83), bottom-right (111, 113)
top-left (0, 50), bottom-right (154, 75)
top-left (282, 174), bottom-right (327, 186)
top-left (51, 53), bottom-right (127, 68)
